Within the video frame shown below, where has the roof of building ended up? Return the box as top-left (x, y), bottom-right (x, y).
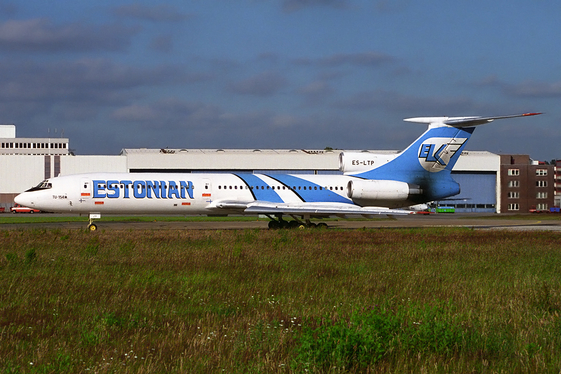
top-left (121, 148), bottom-right (398, 155)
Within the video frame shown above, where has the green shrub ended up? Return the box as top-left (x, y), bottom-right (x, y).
top-left (294, 303), bottom-right (473, 370)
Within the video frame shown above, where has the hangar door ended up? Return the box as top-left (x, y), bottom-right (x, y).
top-left (446, 172), bottom-right (497, 213)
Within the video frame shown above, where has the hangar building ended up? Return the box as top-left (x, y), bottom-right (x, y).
top-left (0, 124), bottom-right (555, 213)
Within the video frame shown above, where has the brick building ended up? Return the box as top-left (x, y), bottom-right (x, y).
top-left (500, 155), bottom-right (554, 213)
top-left (555, 160), bottom-right (561, 208)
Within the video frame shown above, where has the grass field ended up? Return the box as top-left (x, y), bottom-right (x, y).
top-left (1, 227), bottom-right (561, 373)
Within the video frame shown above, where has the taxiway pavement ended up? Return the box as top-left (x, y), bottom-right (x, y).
top-left (1, 214), bottom-right (560, 231)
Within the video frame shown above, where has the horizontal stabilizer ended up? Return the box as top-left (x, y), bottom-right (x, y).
top-left (404, 112), bottom-right (541, 128)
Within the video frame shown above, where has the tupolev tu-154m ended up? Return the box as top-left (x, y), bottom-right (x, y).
top-left (14, 113), bottom-right (541, 230)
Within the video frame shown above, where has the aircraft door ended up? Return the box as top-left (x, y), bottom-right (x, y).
top-left (202, 178), bottom-right (212, 201)
top-left (80, 178), bottom-right (91, 199)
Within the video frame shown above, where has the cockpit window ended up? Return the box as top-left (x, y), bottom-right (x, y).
top-left (25, 180), bottom-right (52, 192)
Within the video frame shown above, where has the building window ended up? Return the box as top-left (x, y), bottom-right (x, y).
top-left (536, 169), bottom-right (548, 176)
top-left (508, 180), bottom-right (520, 188)
top-left (508, 169), bottom-right (520, 176)
top-left (537, 192), bottom-right (548, 199)
top-left (537, 204), bottom-right (548, 210)
top-left (507, 191), bottom-right (519, 199)
top-left (536, 180), bottom-right (548, 187)
top-left (508, 203), bottom-right (519, 211)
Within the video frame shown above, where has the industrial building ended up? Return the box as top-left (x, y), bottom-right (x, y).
top-left (500, 155), bottom-right (555, 212)
top-left (555, 160), bottom-right (561, 208)
top-left (1, 124), bottom-right (556, 213)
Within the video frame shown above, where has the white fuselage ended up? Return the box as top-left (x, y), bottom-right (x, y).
top-left (15, 172), bottom-right (368, 215)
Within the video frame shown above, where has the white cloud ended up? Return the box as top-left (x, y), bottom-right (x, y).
top-left (112, 4), bottom-right (193, 22)
top-left (0, 18), bottom-right (138, 52)
top-left (228, 71), bottom-right (287, 97)
top-left (281, 0), bottom-right (348, 12)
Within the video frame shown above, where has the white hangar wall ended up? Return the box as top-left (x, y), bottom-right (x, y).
top-left (60, 155), bottom-right (127, 175)
top-left (0, 155), bottom-right (44, 205)
top-left (453, 151), bottom-right (500, 171)
top-left (123, 148), bottom-right (499, 174)
top-left (123, 149), bottom-right (340, 173)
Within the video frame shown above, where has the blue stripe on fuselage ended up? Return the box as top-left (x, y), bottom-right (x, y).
top-left (266, 174), bottom-right (351, 203)
top-left (233, 174), bottom-right (284, 203)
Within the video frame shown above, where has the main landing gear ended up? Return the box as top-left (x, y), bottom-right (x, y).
top-left (266, 214), bottom-right (328, 230)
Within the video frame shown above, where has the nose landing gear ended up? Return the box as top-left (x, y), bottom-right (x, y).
top-left (87, 213), bottom-right (101, 231)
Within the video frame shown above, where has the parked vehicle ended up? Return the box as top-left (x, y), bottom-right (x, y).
top-left (10, 204), bottom-right (40, 214)
top-left (435, 206), bottom-right (455, 213)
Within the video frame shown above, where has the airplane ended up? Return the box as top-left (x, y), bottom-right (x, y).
top-left (14, 112), bottom-right (540, 231)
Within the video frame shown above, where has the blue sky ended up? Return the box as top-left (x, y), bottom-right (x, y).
top-left (0, 0), bottom-right (558, 160)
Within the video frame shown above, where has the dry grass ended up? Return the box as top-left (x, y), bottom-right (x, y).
top-left (1, 227), bottom-right (561, 373)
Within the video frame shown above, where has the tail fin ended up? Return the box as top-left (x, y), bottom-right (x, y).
top-left (349, 113), bottom-right (541, 200)
top-left (350, 123), bottom-right (473, 180)
top-left (401, 112), bottom-right (541, 174)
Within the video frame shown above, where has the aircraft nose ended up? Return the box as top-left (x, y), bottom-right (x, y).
top-left (14, 193), bottom-right (32, 207)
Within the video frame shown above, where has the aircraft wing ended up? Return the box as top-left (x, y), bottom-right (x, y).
top-left (211, 200), bottom-right (413, 217)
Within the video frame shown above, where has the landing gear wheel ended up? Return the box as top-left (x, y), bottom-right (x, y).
top-left (288, 221), bottom-right (300, 229)
top-left (87, 223), bottom-right (98, 232)
top-left (268, 220), bottom-right (280, 229)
